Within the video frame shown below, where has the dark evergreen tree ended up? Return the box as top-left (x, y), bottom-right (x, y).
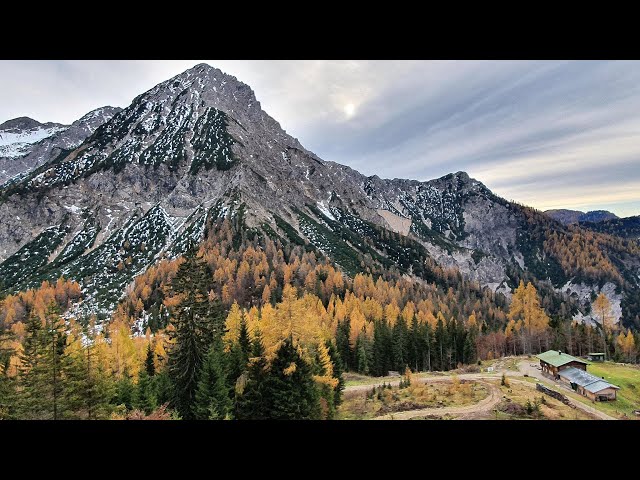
top-left (153, 369), bottom-right (173, 407)
top-left (63, 325), bottom-right (115, 419)
top-left (194, 340), bottom-right (232, 420)
top-left (335, 319), bottom-right (352, 371)
top-left (144, 343), bottom-right (156, 377)
top-left (434, 318), bottom-right (447, 371)
top-left (235, 332), bottom-right (269, 419)
top-left (227, 316), bottom-right (250, 386)
top-left (17, 312), bottom-right (42, 418)
top-left (391, 316), bottom-right (409, 372)
top-left (237, 316), bottom-right (251, 358)
top-left (115, 369), bottom-right (135, 410)
top-left (447, 318), bottom-right (458, 369)
top-left (325, 340), bottom-right (345, 407)
top-left (372, 320), bottom-right (392, 376)
top-left (421, 322), bottom-right (433, 372)
top-left (18, 304), bottom-right (67, 419)
top-left (408, 316), bottom-right (420, 371)
top-left (0, 322), bottom-right (16, 419)
top-left (261, 337), bottom-right (321, 420)
top-left (133, 369), bottom-right (157, 415)
top-left (463, 326), bottom-right (477, 365)
top-left (166, 247), bottom-right (224, 419)
top-left (355, 333), bottom-right (371, 375)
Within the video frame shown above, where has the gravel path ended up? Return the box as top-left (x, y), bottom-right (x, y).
top-left (373, 380), bottom-right (500, 420)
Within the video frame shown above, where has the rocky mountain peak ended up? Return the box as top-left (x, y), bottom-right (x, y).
top-left (416, 171), bottom-right (487, 196)
top-left (0, 116), bottom-right (66, 134)
top-left (0, 64), bottom-right (312, 198)
top-left (133, 62), bottom-right (259, 116)
top-left (454, 170), bottom-right (470, 182)
top-left (75, 106), bottom-right (121, 125)
top-left (0, 117), bottom-right (44, 132)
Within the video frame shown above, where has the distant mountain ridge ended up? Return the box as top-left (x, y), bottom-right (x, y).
top-left (544, 209), bottom-right (618, 225)
top-left (580, 215), bottom-right (640, 240)
top-left (0, 107), bottom-right (122, 184)
top-left (0, 116), bottom-right (64, 132)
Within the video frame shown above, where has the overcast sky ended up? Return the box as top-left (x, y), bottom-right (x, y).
top-left (1, 60), bottom-right (639, 217)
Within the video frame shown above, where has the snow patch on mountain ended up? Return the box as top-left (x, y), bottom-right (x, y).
top-left (317, 201), bottom-right (336, 221)
top-left (0, 125), bottom-right (67, 157)
top-left (64, 205), bottom-right (82, 215)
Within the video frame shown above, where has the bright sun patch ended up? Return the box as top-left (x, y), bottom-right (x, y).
top-left (343, 103), bottom-right (356, 118)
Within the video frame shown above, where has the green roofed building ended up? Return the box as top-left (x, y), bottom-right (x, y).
top-left (536, 350), bottom-right (619, 401)
top-left (537, 350), bottom-right (589, 379)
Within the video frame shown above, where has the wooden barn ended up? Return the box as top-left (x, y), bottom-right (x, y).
top-left (557, 367), bottom-right (620, 401)
top-left (538, 350), bottom-right (589, 379)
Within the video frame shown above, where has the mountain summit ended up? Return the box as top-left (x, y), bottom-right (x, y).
top-left (0, 64), bottom-right (638, 330)
top-left (0, 116), bottom-right (59, 132)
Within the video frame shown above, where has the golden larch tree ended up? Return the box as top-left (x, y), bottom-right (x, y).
top-left (223, 301), bottom-right (244, 350)
top-left (508, 281), bottom-right (550, 354)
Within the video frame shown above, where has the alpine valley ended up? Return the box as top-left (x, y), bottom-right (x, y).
top-left (1, 63), bottom-right (640, 420)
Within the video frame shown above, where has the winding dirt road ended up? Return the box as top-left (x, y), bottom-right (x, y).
top-left (373, 380), bottom-right (500, 420)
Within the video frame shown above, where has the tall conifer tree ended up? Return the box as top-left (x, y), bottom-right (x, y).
top-left (235, 332), bottom-right (269, 419)
top-left (167, 246), bottom-right (224, 419)
top-left (194, 339), bottom-right (231, 420)
top-left (18, 303), bottom-right (67, 419)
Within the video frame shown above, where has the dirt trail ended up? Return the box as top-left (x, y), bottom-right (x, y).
top-left (345, 363), bottom-right (613, 420)
top-left (373, 380), bottom-right (500, 420)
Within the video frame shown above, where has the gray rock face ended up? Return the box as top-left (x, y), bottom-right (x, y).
top-left (561, 281), bottom-right (623, 326)
top-left (0, 106), bottom-right (121, 184)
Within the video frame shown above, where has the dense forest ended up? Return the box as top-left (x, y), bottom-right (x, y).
top-left (0, 218), bottom-right (638, 420)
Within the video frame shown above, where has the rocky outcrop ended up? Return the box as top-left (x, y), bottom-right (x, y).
top-left (560, 281), bottom-right (623, 326)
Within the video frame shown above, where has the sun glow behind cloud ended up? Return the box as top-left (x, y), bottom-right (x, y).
top-left (343, 103), bottom-right (356, 118)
